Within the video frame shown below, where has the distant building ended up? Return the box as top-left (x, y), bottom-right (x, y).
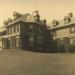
top-left (49, 13), bottom-right (75, 52)
top-left (1, 10), bottom-right (52, 52)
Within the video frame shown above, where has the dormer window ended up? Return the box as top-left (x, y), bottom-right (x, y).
top-left (13, 11), bottom-right (22, 20)
top-left (7, 18), bottom-right (13, 23)
top-left (64, 13), bottom-right (72, 24)
top-left (4, 20), bottom-right (8, 26)
top-left (52, 20), bottom-right (59, 27)
top-left (64, 16), bottom-right (71, 24)
top-left (64, 16), bottom-right (68, 24)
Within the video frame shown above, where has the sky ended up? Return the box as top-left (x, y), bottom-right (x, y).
top-left (0, 0), bottom-right (75, 26)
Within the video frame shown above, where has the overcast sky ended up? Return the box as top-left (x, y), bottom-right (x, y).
top-left (0, 0), bottom-right (75, 26)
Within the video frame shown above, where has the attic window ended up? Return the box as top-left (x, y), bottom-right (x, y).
top-left (52, 20), bottom-right (59, 27)
top-left (64, 16), bottom-right (71, 24)
top-left (13, 11), bottom-right (22, 20)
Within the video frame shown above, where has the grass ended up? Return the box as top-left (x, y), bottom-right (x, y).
top-left (0, 50), bottom-right (75, 75)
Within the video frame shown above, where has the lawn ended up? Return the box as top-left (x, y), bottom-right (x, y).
top-left (0, 50), bottom-right (75, 75)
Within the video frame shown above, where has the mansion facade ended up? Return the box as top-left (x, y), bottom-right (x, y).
top-left (49, 13), bottom-right (75, 52)
top-left (1, 11), bottom-right (75, 52)
top-left (0, 10), bottom-right (52, 52)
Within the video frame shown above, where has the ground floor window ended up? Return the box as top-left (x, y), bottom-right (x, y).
top-left (70, 39), bottom-right (75, 45)
top-left (15, 38), bottom-right (20, 48)
top-left (8, 37), bottom-right (20, 49)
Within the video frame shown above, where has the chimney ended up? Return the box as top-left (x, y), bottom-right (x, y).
top-left (68, 13), bottom-right (73, 18)
top-left (43, 19), bottom-right (47, 25)
top-left (34, 10), bottom-right (40, 22)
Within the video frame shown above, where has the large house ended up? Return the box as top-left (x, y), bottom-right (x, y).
top-left (49, 13), bottom-right (75, 52)
top-left (1, 10), bottom-right (75, 52)
top-left (0, 10), bottom-right (52, 52)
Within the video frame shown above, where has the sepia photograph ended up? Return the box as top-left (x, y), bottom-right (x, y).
top-left (0, 0), bottom-right (75, 75)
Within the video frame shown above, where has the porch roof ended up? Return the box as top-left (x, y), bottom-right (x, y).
top-left (1, 35), bottom-right (8, 39)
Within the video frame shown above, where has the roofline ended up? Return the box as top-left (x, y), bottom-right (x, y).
top-left (50, 23), bottom-right (75, 31)
top-left (5, 18), bottom-right (45, 27)
top-left (5, 20), bottom-right (36, 27)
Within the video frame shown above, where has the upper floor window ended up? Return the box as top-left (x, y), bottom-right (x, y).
top-left (10, 27), bottom-right (12, 34)
top-left (6, 28), bottom-right (9, 35)
top-left (52, 31), bottom-right (57, 36)
top-left (29, 25), bottom-right (33, 29)
top-left (16, 24), bottom-right (20, 32)
top-left (37, 40), bottom-right (43, 44)
top-left (13, 25), bottom-right (16, 33)
top-left (69, 27), bottom-right (75, 34)
top-left (7, 26), bottom-right (12, 35)
top-left (29, 36), bottom-right (34, 42)
top-left (37, 37), bottom-right (42, 40)
top-left (38, 27), bottom-right (42, 34)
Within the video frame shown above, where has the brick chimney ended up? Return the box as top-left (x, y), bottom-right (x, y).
top-left (68, 13), bottom-right (73, 18)
top-left (34, 10), bottom-right (40, 22)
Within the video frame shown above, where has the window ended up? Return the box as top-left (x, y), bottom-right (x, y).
top-left (37, 40), bottom-right (43, 43)
top-left (29, 25), bottom-right (33, 29)
top-left (16, 38), bottom-right (20, 48)
top-left (7, 27), bottom-right (12, 35)
top-left (39, 30), bottom-right (42, 34)
top-left (37, 37), bottom-right (42, 40)
top-left (52, 31), bottom-right (57, 36)
top-left (69, 27), bottom-right (75, 34)
top-left (38, 28), bottom-right (42, 34)
top-left (29, 36), bottom-right (34, 42)
top-left (13, 25), bottom-right (16, 33)
top-left (29, 25), bottom-right (33, 33)
top-left (16, 25), bottom-right (19, 32)
top-left (52, 20), bottom-right (59, 27)
top-left (6, 28), bottom-right (9, 35)
top-left (29, 41), bottom-right (33, 47)
top-left (64, 16), bottom-right (71, 24)
top-left (70, 39), bottom-right (75, 46)
top-left (9, 27), bottom-right (12, 34)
